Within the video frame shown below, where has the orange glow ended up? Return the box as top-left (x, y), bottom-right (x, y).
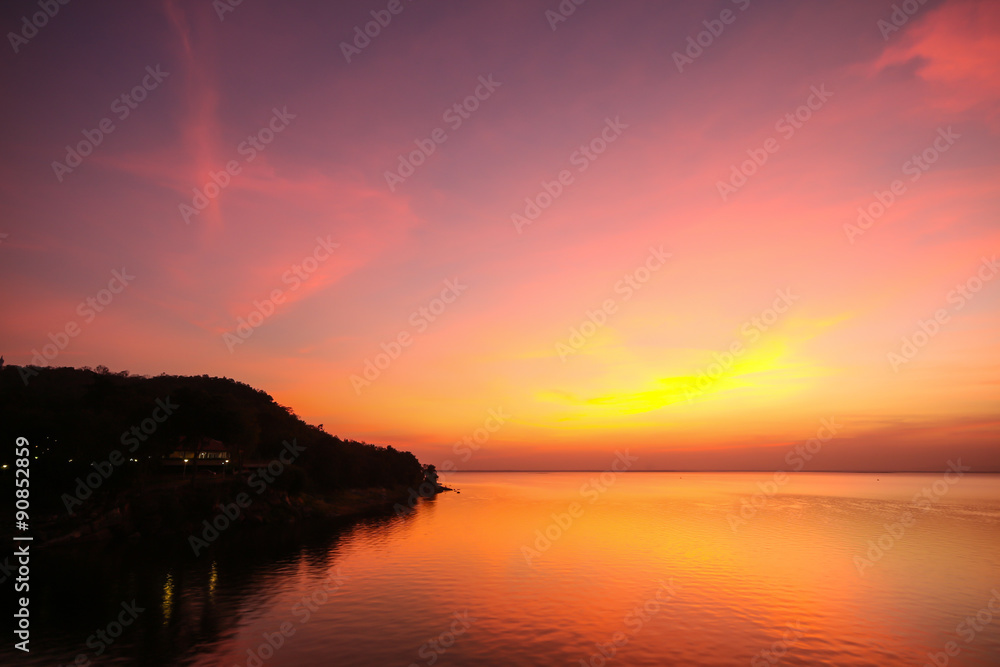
top-left (2, 0), bottom-right (998, 471)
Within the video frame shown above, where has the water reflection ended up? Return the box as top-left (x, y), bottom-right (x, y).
top-left (4, 474), bottom-right (999, 666)
top-left (162, 573), bottom-right (174, 625)
top-left (2, 510), bottom-right (418, 666)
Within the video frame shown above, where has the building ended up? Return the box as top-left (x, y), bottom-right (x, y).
top-left (163, 436), bottom-right (232, 470)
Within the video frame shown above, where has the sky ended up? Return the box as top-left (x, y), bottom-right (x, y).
top-left (1, 0), bottom-right (998, 471)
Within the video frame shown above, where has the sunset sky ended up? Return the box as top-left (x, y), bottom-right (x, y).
top-left (2, 0), bottom-right (998, 470)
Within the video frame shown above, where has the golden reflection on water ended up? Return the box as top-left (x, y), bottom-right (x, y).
top-left (5, 473), bottom-right (998, 666)
top-left (162, 572), bottom-right (174, 625)
top-left (208, 561), bottom-right (218, 599)
top-left (188, 472), bottom-right (1000, 666)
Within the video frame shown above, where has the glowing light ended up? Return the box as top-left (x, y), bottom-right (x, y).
top-left (162, 573), bottom-right (175, 624)
top-left (209, 561), bottom-right (219, 598)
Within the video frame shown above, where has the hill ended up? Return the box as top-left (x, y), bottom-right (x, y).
top-left (0, 365), bottom-right (428, 545)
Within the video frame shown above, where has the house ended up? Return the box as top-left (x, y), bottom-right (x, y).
top-left (163, 436), bottom-right (232, 468)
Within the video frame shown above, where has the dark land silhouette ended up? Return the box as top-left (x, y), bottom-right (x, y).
top-left (0, 365), bottom-right (433, 546)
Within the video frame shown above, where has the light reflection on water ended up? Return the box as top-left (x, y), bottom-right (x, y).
top-left (5, 472), bottom-right (1000, 666)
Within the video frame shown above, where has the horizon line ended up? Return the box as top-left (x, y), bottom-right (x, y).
top-left (443, 469), bottom-right (1000, 474)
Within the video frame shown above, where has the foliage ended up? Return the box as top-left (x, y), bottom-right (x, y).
top-left (0, 365), bottom-right (425, 508)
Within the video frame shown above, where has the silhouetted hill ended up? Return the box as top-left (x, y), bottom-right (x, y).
top-left (0, 365), bottom-right (424, 516)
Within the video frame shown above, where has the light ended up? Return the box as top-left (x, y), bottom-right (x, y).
top-left (1, 465), bottom-right (7, 469)
top-left (162, 573), bottom-right (174, 624)
top-left (183, 459), bottom-right (188, 463)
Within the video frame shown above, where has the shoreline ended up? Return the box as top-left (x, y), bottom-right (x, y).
top-left (15, 480), bottom-right (451, 550)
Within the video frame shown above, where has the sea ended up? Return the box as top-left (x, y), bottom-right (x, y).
top-left (5, 471), bottom-right (1000, 666)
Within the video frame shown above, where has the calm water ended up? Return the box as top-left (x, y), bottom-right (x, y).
top-left (6, 472), bottom-right (1000, 666)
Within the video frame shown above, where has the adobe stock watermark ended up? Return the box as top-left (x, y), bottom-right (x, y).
top-left (340, 0), bottom-right (416, 63)
top-left (727, 418), bottom-right (841, 532)
top-left (545, 0), bottom-right (588, 31)
top-left (237, 568), bottom-right (350, 667)
top-left (877, 0), bottom-right (931, 41)
top-left (579, 579), bottom-right (680, 666)
top-left (511, 116), bottom-right (628, 234)
top-left (522, 450), bottom-right (638, 566)
top-left (8, 0), bottom-right (72, 54)
top-left (407, 610), bottom-right (476, 667)
top-left (395, 408), bottom-right (511, 515)
top-left (440, 408), bottom-right (510, 478)
top-left (214, 0), bottom-right (245, 21)
top-left (51, 65), bottom-right (170, 182)
top-left (350, 278), bottom-right (467, 395)
top-left (750, 622), bottom-right (806, 667)
top-left (923, 588), bottom-right (1000, 667)
top-left (887, 255), bottom-right (998, 371)
top-left (717, 84), bottom-right (832, 202)
top-left (61, 397), bottom-right (179, 515)
top-left (19, 268), bottom-right (135, 386)
top-left (844, 127), bottom-right (960, 244)
top-left (384, 74), bottom-right (502, 192)
top-left (56, 600), bottom-right (145, 665)
top-left (683, 288), bottom-right (799, 401)
top-left (223, 235), bottom-right (339, 352)
top-left (189, 439), bottom-right (306, 556)
top-left (179, 106), bottom-right (296, 224)
top-left (854, 460), bottom-right (971, 576)
top-left (672, 0), bottom-right (752, 73)
top-left (556, 246), bottom-right (671, 361)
